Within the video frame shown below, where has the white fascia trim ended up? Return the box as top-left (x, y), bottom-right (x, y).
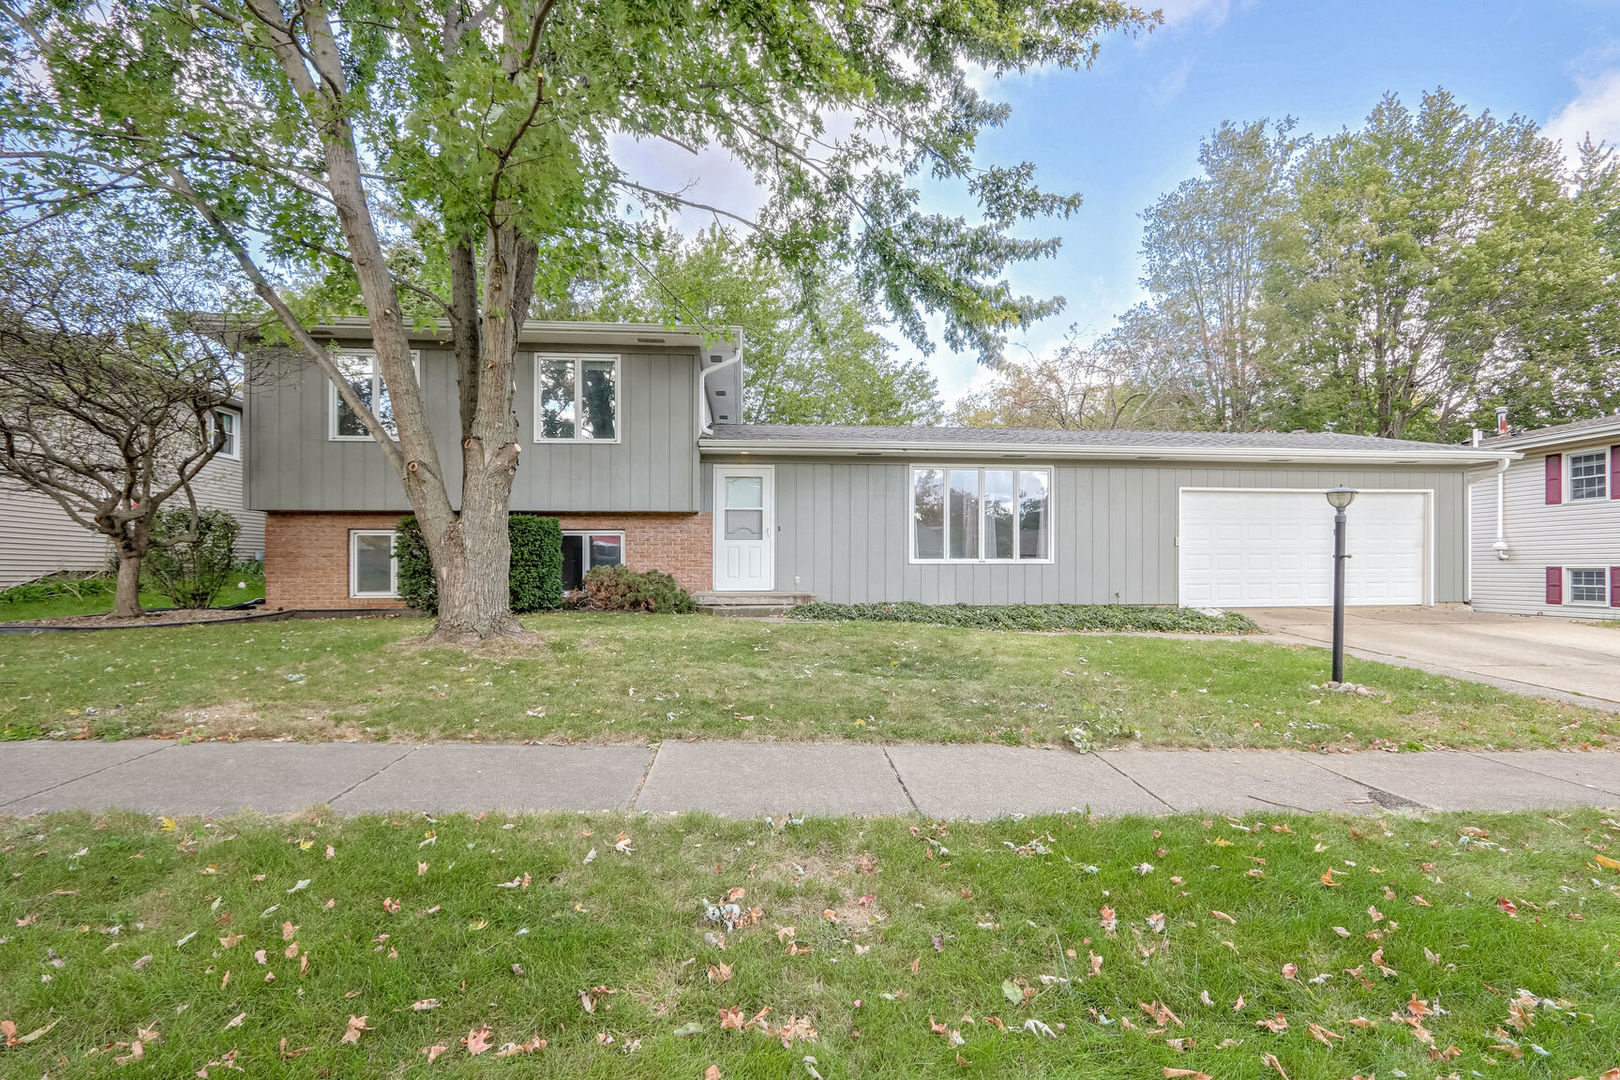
top-left (698, 439), bottom-right (1521, 467)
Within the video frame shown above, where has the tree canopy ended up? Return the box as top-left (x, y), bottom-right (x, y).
top-left (544, 229), bottom-right (942, 426)
top-left (958, 91), bottom-right (1620, 442)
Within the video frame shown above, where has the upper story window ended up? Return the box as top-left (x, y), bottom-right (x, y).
top-left (536, 354), bottom-right (619, 442)
top-left (911, 465), bottom-right (1052, 563)
top-left (211, 409), bottom-right (240, 460)
top-left (330, 350), bottom-right (420, 441)
top-left (1568, 450), bottom-right (1608, 501)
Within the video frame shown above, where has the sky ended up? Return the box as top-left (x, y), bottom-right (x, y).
top-left (621, 1), bottom-right (1620, 406)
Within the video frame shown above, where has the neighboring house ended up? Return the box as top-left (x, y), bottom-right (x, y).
top-left (1470, 413), bottom-right (1620, 617)
top-left (0, 403), bottom-right (267, 588)
top-left (247, 319), bottom-right (1514, 611)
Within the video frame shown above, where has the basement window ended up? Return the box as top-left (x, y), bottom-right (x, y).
top-left (1570, 568), bottom-right (1608, 605)
top-left (350, 530), bottom-right (399, 599)
top-left (561, 531), bottom-right (624, 590)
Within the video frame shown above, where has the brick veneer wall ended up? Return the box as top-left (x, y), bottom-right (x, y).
top-left (264, 510), bottom-right (712, 610)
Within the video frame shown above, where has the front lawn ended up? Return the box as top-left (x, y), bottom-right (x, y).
top-left (1, 809), bottom-right (1616, 1079)
top-left (0, 614), bottom-right (1608, 749)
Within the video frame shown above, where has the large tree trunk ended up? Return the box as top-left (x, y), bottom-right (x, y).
top-left (112, 547), bottom-right (143, 618)
top-left (420, 225), bottom-right (538, 646)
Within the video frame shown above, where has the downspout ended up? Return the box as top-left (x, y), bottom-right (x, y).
top-left (697, 328), bottom-right (747, 437)
top-left (1492, 456), bottom-right (1510, 560)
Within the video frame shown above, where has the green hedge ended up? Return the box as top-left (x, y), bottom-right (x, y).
top-left (786, 602), bottom-right (1258, 634)
top-left (393, 514), bottom-right (564, 615)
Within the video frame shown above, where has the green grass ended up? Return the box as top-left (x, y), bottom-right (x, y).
top-left (0, 614), bottom-right (1609, 749)
top-left (0, 576), bottom-right (265, 622)
top-left (1, 808), bottom-right (1617, 1078)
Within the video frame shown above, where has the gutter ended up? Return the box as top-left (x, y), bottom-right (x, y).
top-left (697, 437), bottom-right (1521, 468)
top-left (697, 329), bottom-right (746, 437)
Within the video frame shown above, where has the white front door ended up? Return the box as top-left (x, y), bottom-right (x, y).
top-left (1178, 489), bottom-right (1429, 608)
top-left (714, 466), bottom-right (774, 591)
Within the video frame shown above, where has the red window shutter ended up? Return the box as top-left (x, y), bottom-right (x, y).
top-left (1611, 447), bottom-right (1619, 499)
top-left (1546, 566), bottom-right (1563, 605)
top-left (1611, 568), bottom-right (1620, 607)
top-left (1544, 455), bottom-right (1562, 504)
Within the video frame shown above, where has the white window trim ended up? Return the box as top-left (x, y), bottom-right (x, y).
top-left (1565, 447), bottom-right (1609, 502)
top-left (908, 464), bottom-right (1055, 565)
top-left (1568, 566), bottom-right (1609, 606)
top-left (328, 349), bottom-right (422, 442)
top-left (533, 353), bottom-right (622, 444)
top-left (349, 529), bottom-right (399, 599)
top-left (210, 408), bottom-right (241, 461)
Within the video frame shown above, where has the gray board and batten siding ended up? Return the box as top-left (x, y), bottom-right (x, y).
top-left (245, 344), bottom-right (703, 513)
top-left (700, 457), bottom-right (1474, 606)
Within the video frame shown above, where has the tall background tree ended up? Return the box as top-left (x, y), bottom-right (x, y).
top-left (1262, 90), bottom-right (1620, 440)
top-left (0, 214), bottom-right (242, 617)
top-left (544, 229), bottom-right (942, 426)
top-left (0, 0), bottom-right (1150, 642)
top-left (957, 93), bottom-right (1620, 441)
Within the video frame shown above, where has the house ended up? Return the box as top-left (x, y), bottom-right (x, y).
top-left (0, 403), bottom-right (266, 588)
top-left (1470, 412), bottom-right (1620, 617)
top-left (246, 319), bottom-right (1515, 611)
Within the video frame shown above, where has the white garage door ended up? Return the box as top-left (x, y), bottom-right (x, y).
top-left (1179, 489), bottom-right (1428, 608)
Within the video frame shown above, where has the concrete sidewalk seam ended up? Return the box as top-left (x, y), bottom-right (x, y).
top-left (324, 744), bottom-right (422, 805)
top-left (0, 740), bottom-right (173, 811)
top-left (1294, 755), bottom-right (1438, 812)
top-left (627, 743), bottom-right (659, 811)
top-left (1460, 750), bottom-right (1620, 798)
top-left (1089, 752), bottom-right (1178, 814)
top-left (880, 748), bottom-right (922, 816)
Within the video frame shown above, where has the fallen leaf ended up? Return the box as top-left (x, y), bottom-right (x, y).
top-left (705, 1067), bottom-right (722, 1080)
top-left (340, 1015), bottom-right (370, 1044)
top-left (463, 1026), bottom-right (492, 1055)
top-left (1307, 1022), bottom-right (1343, 1046)
top-left (423, 1044), bottom-right (448, 1063)
top-left (114, 1039), bottom-right (145, 1064)
top-left (708, 963), bottom-right (732, 983)
top-left (1256, 1013), bottom-right (1288, 1033)
top-left (224, 1012), bottom-right (245, 1031)
top-left (410, 999), bottom-right (441, 1011)
top-left (1260, 1051), bottom-right (1289, 1080)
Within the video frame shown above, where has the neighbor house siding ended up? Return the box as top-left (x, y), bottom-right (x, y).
top-left (246, 345), bottom-right (701, 513)
top-left (702, 458), bottom-right (1471, 605)
top-left (1470, 438), bottom-right (1620, 616)
top-left (0, 455), bottom-right (266, 589)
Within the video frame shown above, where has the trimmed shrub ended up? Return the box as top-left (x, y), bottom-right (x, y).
top-left (786, 601), bottom-right (1258, 635)
top-left (393, 515), bottom-right (437, 614)
top-left (579, 566), bottom-right (696, 613)
top-left (509, 515), bottom-right (564, 613)
top-left (144, 508), bottom-right (241, 608)
top-left (394, 514), bottom-right (564, 615)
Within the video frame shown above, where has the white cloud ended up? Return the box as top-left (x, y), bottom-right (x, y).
top-left (1545, 68), bottom-right (1620, 165)
top-left (1153, 0), bottom-right (1246, 29)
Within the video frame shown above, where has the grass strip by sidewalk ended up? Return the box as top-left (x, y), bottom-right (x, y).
top-left (1, 808), bottom-right (1617, 1079)
top-left (0, 614), bottom-right (1608, 749)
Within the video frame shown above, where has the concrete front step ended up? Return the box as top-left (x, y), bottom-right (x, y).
top-left (692, 590), bottom-right (815, 618)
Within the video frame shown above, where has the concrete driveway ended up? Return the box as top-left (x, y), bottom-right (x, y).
top-left (1245, 604), bottom-right (1620, 710)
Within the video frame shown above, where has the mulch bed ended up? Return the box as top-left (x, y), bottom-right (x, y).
top-left (2, 607), bottom-right (286, 630)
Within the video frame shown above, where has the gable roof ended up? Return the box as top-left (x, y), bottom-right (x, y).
top-left (1483, 413), bottom-right (1620, 452)
top-left (700, 424), bottom-right (1516, 466)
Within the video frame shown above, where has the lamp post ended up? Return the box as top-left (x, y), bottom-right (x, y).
top-left (1325, 487), bottom-right (1358, 683)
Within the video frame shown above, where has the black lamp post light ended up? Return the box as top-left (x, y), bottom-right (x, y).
top-left (1324, 486), bottom-right (1357, 683)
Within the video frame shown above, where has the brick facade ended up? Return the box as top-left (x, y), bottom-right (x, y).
top-left (264, 510), bottom-right (712, 610)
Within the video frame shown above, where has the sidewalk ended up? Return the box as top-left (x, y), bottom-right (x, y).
top-left (5, 739), bottom-right (1618, 819)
